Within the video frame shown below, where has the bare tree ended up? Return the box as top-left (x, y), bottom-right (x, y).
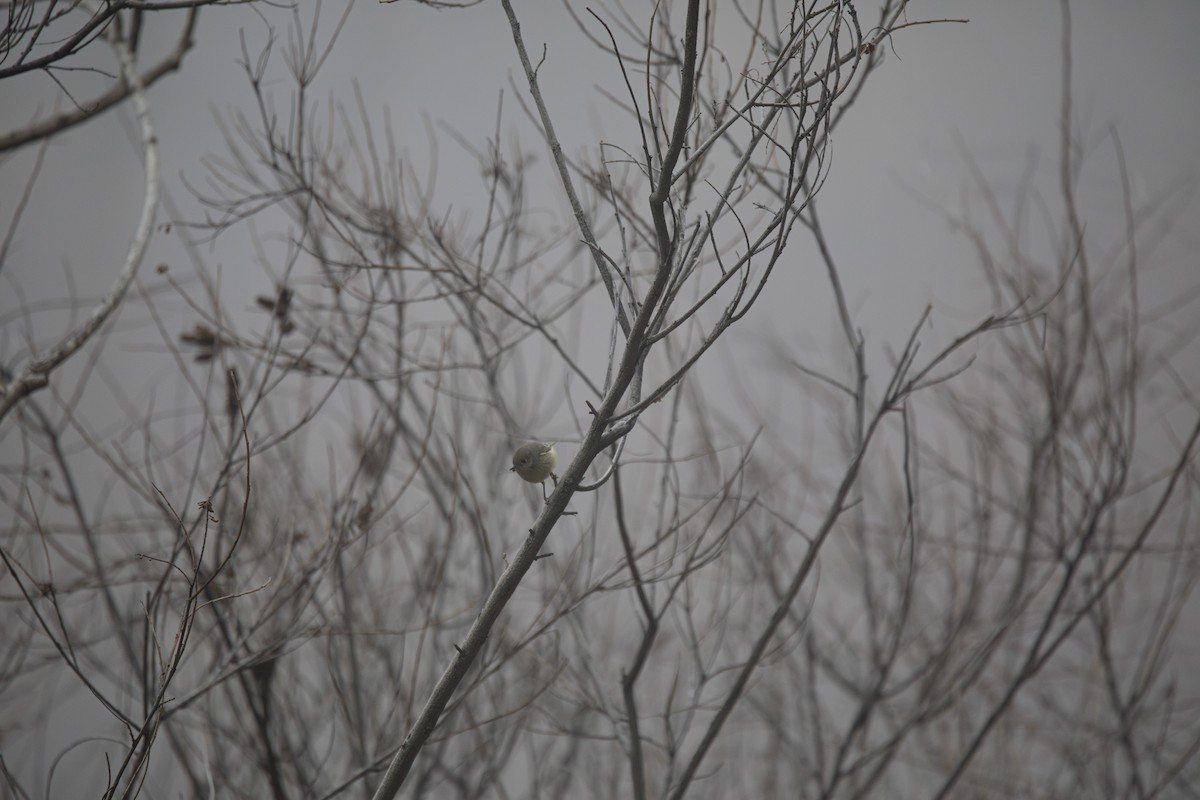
top-left (3, 1), bottom-right (1198, 799)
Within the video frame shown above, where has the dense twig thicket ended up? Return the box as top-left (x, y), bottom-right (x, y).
top-left (3, 2), bottom-right (1198, 798)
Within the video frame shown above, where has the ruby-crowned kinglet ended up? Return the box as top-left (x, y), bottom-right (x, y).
top-left (511, 442), bottom-right (558, 499)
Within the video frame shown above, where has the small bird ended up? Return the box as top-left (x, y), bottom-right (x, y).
top-left (511, 442), bottom-right (558, 500)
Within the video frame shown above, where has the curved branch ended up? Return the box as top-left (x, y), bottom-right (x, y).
top-left (0, 27), bottom-right (159, 423)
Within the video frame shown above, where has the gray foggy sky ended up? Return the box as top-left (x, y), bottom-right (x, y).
top-left (3, 0), bottom-right (1197, 389)
top-left (2, 1), bottom-right (1198, 514)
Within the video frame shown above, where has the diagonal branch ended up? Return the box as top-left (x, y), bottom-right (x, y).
top-left (0, 10), bottom-right (197, 153)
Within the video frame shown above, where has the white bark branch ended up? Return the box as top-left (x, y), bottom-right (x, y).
top-left (0, 26), bottom-right (159, 423)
